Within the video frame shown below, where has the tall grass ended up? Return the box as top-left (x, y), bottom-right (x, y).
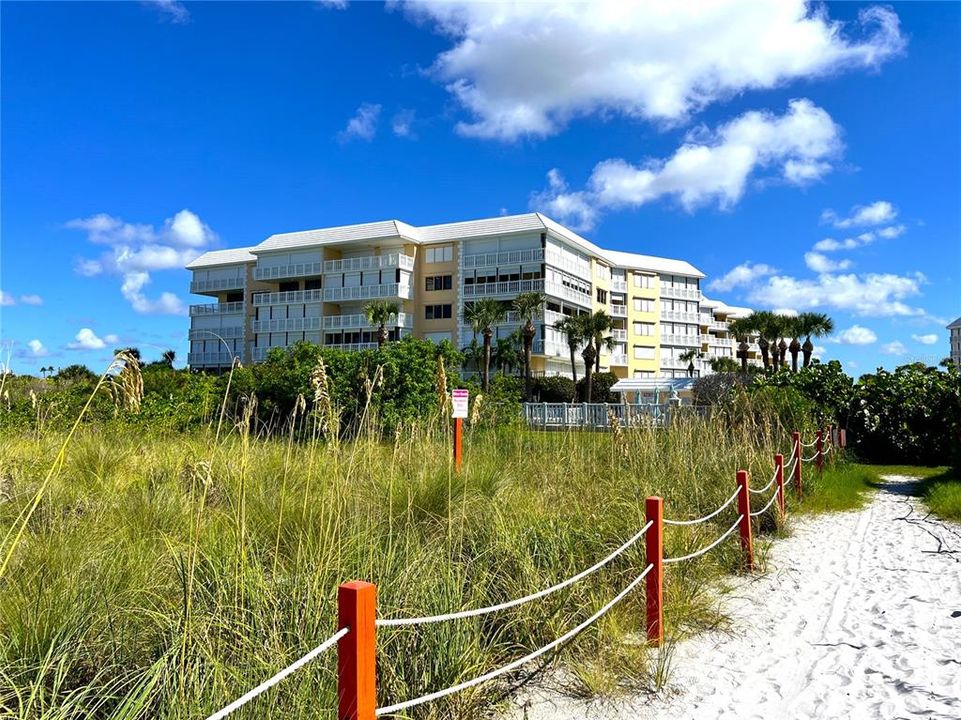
top-left (0, 399), bottom-right (803, 719)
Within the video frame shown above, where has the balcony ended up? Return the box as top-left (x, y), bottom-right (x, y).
top-left (323, 283), bottom-right (412, 302)
top-left (464, 278), bottom-right (545, 298)
top-left (188, 326), bottom-right (245, 341)
top-left (189, 301), bottom-right (245, 316)
top-left (612, 328), bottom-right (627, 341)
top-left (190, 277), bottom-right (245, 294)
top-left (254, 262), bottom-right (323, 282)
top-left (252, 317), bottom-right (322, 333)
top-left (708, 336), bottom-right (734, 347)
top-left (324, 342), bottom-right (379, 352)
top-left (660, 286), bottom-right (701, 301)
top-left (461, 247), bottom-right (544, 269)
top-left (544, 280), bottom-right (592, 307)
top-left (660, 309), bottom-right (701, 323)
top-left (253, 289), bottom-right (323, 307)
top-left (661, 357), bottom-right (699, 370)
top-left (544, 248), bottom-right (592, 280)
top-left (610, 304), bottom-right (628, 318)
top-left (322, 312), bottom-right (414, 330)
top-left (188, 351), bottom-right (238, 366)
top-left (699, 314), bottom-right (714, 326)
top-left (611, 279), bottom-right (628, 292)
top-left (660, 334), bottom-right (701, 347)
top-left (323, 253), bottom-right (414, 274)
top-left (609, 353), bottom-right (629, 366)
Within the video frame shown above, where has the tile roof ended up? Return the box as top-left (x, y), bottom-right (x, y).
top-left (185, 247), bottom-right (257, 269)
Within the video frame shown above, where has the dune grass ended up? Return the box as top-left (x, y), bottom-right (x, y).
top-left (861, 464), bottom-right (960, 522)
top-left (790, 458), bottom-right (877, 515)
top-left (0, 401), bottom-right (816, 719)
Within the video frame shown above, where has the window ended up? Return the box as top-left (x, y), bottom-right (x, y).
top-left (596, 288), bottom-right (607, 304)
top-left (633, 298), bottom-right (654, 312)
top-left (425, 275), bottom-right (453, 291)
top-left (304, 278), bottom-right (322, 290)
top-left (633, 322), bottom-right (655, 336)
top-left (425, 304), bottom-right (452, 320)
top-left (633, 346), bottom-right (655, 360)
top-left (425, 245), bottom-right (453, 263)
top-left (278, 281), bottom-right (299, 292)
top-left (225, 291), bottom-right (243, 303)
top-left (633, 273), bottom-right (653, 289)
top-left (633, 370), bottom-right (655, 379)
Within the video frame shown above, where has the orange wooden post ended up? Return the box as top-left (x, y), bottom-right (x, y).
top-left (792, 431), bottom-right (802, 498)
top-left (736, 470), bottom-right (754, 571)
top-left (774, 453), bottom-right (786, 517)
top-left (645, 496), bottom-right (664, 646)
top-left (453, 417), bottom-right (463, 472)
top-left (839, 428), bottom-right (847, 448)
top-left (338, 581), bottom-right (377, 720)
top-left (816, 430), bottom-right (824, 472)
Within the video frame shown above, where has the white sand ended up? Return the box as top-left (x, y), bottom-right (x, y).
top-left (506, 475), bottom-right (961, 720)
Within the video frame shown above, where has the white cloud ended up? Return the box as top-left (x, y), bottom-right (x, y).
top-left (533, 99), bottom-right (842, 229)
top-left (19, 294), bottom-right (43, 306)
top-left (813, 232), bottom-right (876, 252)
top-left (146, 0), bottom-right (190, 24)
top-left (27, 340), bottom-right (48, 357)
top-left (317, 0), bottom-right (348, 8)
top-left (392, 109), bottom-right (416, 137)
top-left (804, 251), bottom-right (852, 273)
top-left (402, 1), bottom-right (904, 140)
top-left (66, 209), bottom-right (212, 315)
top-left (67, 328), bottom-right (118, 351)
top-left (821, 200), bottom-right (897, 228)
top-left (339, 103), bottom-right (381, 141)
top-left (881, 340), bottom-right (908, 356)
top-left (0, 291), bottom-right (16, 306)
top-left (812, 345), bottom-right (826, 360)
top-left (911, 333), bottom-right (938, 345)
top-left (748, 271), bottom-right (931, 319)
top-left (832, 325), bottom-right (877, 345)
top-left (707, 262), bottom-right (778, 292)
top-left (0, 292), bottom-right (42, 306)
top-left (773, 308), bottom-right (799, 317)
top-left (877, 224), bottom-right (906, 239)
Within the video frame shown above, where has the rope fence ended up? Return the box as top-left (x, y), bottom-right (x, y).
top-left (206, 425), bottom-right (846, 720)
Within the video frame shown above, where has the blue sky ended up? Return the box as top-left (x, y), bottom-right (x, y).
top-left (1, 1), bottom-right (959, 375)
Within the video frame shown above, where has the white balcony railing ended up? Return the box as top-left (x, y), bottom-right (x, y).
top-left (189, 301), bottom-right (245, 316)
top-left (542, 280), bottom-right (592, 307)
top-left (252, 317), bottom-right (322, 334)
top-left (611, 279), bottom-right (628, 292)
top-left (660, 334), bottom-right (701, 347)
top-left (707, 336), bottom-right (734, 347)
top-left (699, 314), bottom-right (714, 326)
top-left (253, 289), bottom-right (324, 307)
top-left (661, 357), bottom-right (699, 370)
top-left (612, 328), bottom-right (627, 341)
top-left (323, 253), bottom-right (414, 274)
top-left (463, 279), bottom-right (545, 298)
top-left (610, 304), bottom-right (628, 318)
top-left (660, 286), bottom-right (701, 300)
top-left (609, 353), bottom-right (629, 366)
top-left (188, 326), bottom-right (245, 341)
top-left (323, 283), bottom-right (412, 302)
top-left (324, 342), bottom-right (380, 352)
top-left (461, 247), bottom-right (544, 269)
top-left (660, 310), bottom-right (701, 323)
top-left (190, 277), bottom-right (245, 293)
top-left (321, 312), bottom-right (414, 330)
top-left (188, 351), bottom-right (238, 366)
top-left (544, 248), bottom-right (592, 281)
top-left (253, 263), bottom-right (323, 282)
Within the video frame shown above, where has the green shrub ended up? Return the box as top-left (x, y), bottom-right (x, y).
top-left (533, 375), bottom-right (576, 402)
top-left (576, 371), bottom-right (619, 403)
top-left (752, 360), bottom-right (855, 425)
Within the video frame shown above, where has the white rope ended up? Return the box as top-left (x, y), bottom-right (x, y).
top-left (750, 489), bottom-right (780, 517)
top-left (749, 466), bottom-right (778, 495)
top-left (375, 563), bottom-right (655, 716)
top-left (377, 521), bottom-right (654, 627)
top-left (663, 489), bottom-right (739, 527)
top-left (801, 452), bottom-right (820, 463)
top-left (205, 627), bottom-right (349, 720)
top-left (799, 439), bottom-right (818, 448)
top-left (663, 515), bottom-right (743, 564)
top-left (786, 454), bottom-right (799, 476)
top-left (822, 443), bottom-right (832, 455)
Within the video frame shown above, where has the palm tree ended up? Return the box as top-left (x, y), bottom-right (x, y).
top-left (728, 317), bottom-right (755, 373)
top-left (588, 310), bottom-right (614, 374)
top-left (553, 314), bottom-right (585, 387)
top-left (709, 356), bottom-right (740, 373)
top-left (463, 299), bottom-right (506, 392)
top-left (513, 291), bottom-right (545, 400)
top-left (746, 311), bottom-right (775, 370)
top-left (679, 348), bottom-right (702, 378)
top-left (785, 316), bottom-right (803, 372)
top-left (161, 349), bottom-right (176, 367)
top-left (580, 311), bottom-right (613, 403)
top-left (364, 300), bottom-right (399, 348)
top-left (114, 347), bottom-right (143, 367)
top-left (795, 312), bottom-right (835, 368)
top-left (493, 334), bottom-right (521, 374)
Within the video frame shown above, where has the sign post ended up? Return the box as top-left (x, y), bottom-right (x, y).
top-left (451, 389), bottom-right (469, 472)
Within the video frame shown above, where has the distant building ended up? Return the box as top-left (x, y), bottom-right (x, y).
top-left (185, 212), bottom-right (761, 378)
top-left (949, 316), bottom-right (961, 366)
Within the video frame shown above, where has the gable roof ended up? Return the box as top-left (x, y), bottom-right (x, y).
top-left (185, 247), bottom-right (257, 269)
top-left (256, 219), bottom-right (419, 253)
top-left (948, 315), bottom-right (961, 329)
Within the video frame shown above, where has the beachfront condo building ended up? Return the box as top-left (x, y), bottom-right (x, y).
top-left (186, 213), bottom-right (760, 379)
top-left (949, 316), bottom-right (961, 367)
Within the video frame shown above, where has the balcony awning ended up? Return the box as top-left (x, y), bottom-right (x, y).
top-left (609, 378), bottom-right (695, 394)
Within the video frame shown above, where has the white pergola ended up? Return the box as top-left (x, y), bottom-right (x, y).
top-left (609, 378), bottom-right (696, 404)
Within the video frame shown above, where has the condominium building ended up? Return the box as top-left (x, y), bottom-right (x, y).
top-left (186, 213), bottom-right (754, 378)
top-left (949, 316), bottom-right (961, 367)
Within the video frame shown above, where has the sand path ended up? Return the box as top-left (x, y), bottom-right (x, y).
top-left (508, 475), bottom-right (961, 720)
